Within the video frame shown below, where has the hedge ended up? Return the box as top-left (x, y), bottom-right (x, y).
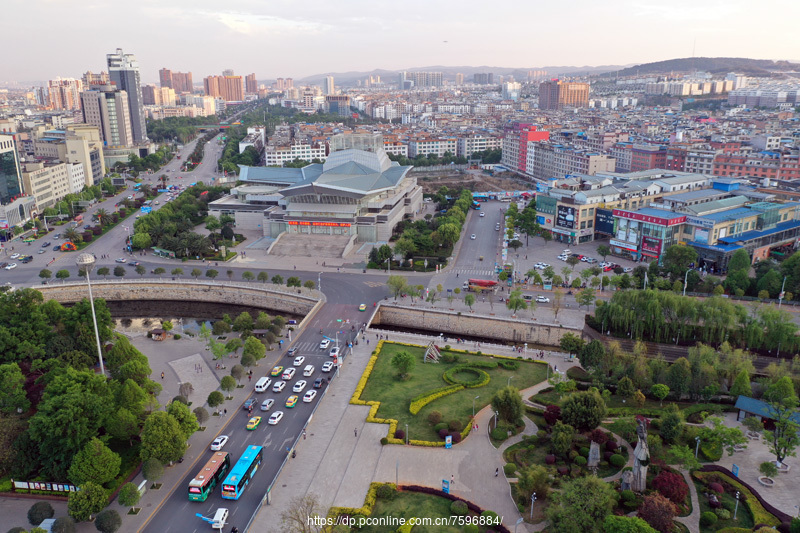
top-left (327, 482), bottom-right (394, 522)
top-left (409, 384), bottom-right (465, 415)
top-left (693, 468), bottom-right (783, 527)
top-left (442, 365), bottom-right (490, 388)
top-left (398, 485), bottom-right (511, 533)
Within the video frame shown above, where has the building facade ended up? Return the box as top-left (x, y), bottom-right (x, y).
top-left (80, 85), bottom-right (133, 147)
top-left (538, 80), bottom-right (590, 110)
top-left (107, 48), bottom-right (147, 143)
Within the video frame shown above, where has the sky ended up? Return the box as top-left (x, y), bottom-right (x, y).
top-left (5, 0), bottom-right (800, 83)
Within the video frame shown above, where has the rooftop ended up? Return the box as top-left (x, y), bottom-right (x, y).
top-left (702, 207), bottom-right (761, 223)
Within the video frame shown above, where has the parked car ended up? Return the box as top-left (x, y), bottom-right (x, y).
top-left (536, 295), bottom-right (550, 303)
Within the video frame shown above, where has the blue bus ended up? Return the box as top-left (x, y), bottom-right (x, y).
top-left (221, 445), bottom-right (264, 500)
top-left (471, 201), bottom-right (481, 210)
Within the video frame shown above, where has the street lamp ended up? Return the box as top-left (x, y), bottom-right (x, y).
top-left (695, 436), bottom-right (701, 458)
top-left (734, 491), bottom-right (740, 520)
top-left (318, 272), bottom-right (322, 292)
top-left (779, 276), bottom-right (787, 308)
top-left (473, 395), bottom-right (480, 417)
top-left (683, 268), bottom-right (691, 297)
top-left (514, 517), bottom-right (524, 533)
top-left (76, 253), bottom-right (106, 377)
top-left (405, 423), bottom-right (409, 445)
top-left (508, 376), bottom-right (514, 387)
top-left (530, 492), bottom-right (537, 519)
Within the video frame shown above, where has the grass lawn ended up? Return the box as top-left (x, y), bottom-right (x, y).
top-left (362, 490), bottom-right (492, 533)
top-left (692, 479), bottom-right (754, 532)
top-left (361, 343), bottom-right (547, 442)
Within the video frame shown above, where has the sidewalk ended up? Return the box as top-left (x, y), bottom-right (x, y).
top-left (250, 328), bottom-right (581, 533)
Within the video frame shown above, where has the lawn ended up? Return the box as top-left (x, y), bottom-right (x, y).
top-left (361, 490), bottom-right (492, 533)
top-left (360, 343), bottom-right (548, 443)
top-left (692, 478), bottom-right (754, 532)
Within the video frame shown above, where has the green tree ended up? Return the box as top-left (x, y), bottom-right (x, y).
top-left (242, 336), bottom-right (266, 362)
top-left (56, 269), bottom-right (71, 283)
top-left (207, 391), bottom-right (224, 410)
top-left (135, 264), bottom-right (146, 277)
top-left (578, 340), bottom-right (605, 372)
top-left (242, 271), bottom-right (254, 282)
top-left (492, 386), bottom-right (523, 423)
top-left (304, 280), bottom-right (315, 289)
top-left (764, 375), bottom-right (797, 404)
top-left (28, 501), bottom-right (55, 526)
top-left (67, 437), bottom-right (121, 486)
top-left (561, 390), bottom-right (606, 430)
top-left (729, 370), bottom-right (752, 397)
top-left (550, 420), bottom-right (576, 455)
top-left (117, 482), bottom-right (141, 507)
top-left (727, 248), bottom-right (752, 274)
top-left (661, 245), bottom-right (698, 280)
top-left (517, 464), bottom-right (551, 501)
top-left (576, 287), bottom-right (596, 309)
top-left (205, 269), bottom-right (219, 280)
top-left (666, 444), bottom-right (700, 471)
top-left (166, 400), bottom-right (199, 441)
top-left (286, 276), bottom-right (302, 287)
top-left (140, 411), bottom-right (186, 464)
top-left (505, 290), bottom-right (527, 315)
top-left (67, 482), bottom-right (107, 522)
top-left (191, 268), bottom-right (202, 279)
top-left (52, 516), bottom-right (77, 533)
top-left (39, 269), bottom-right (52, 281)
top-left (0, 362), bottom-right (31, 414)
top-left (94, 509), bottom-right (122, 533)
top-left (464, 293), bottom-right (475, 311)
top-left (257, 271), bottom-right (269, 283)
top-left (651, 384), bottom-right (670, 406)
top-left (131, 233), bottom-right (152, 250)
top-left (602, 516), bottom-right (657, 533)
top-left (566, 256), bottom-right (580, 271)
top-left (96, 267), bottom-right (110, 279)
top-left (667, 357), bottom-right (691, 398)
top-left (546, 475), bottom-right (617, 532)
top-left (617, 376), bottom-right (635, 399)
top-left (233, 311), bottom-right (254, 332)
top-left (390, 351), bottom-right (416, 378)
top-left (700, 416), bottom-right (748, 456)
top-left (220, 375), bottom-right (237, 396)
top-left (660, 404), bottom-right (684, 443)
top-left (142, 457), bottom-right (164, 481)
top-left (153, 267), bottom-right (166, 277)
top-left (193, 406), bottom-right (209, 426)
top-left (387, 275), bottom-right (408, 300)
top-left (763, 394), bottom-right (800, 464)
top-left (596, 245), bottom-right (611, 261)
top-left (559, 332), bottom-right (585, 357)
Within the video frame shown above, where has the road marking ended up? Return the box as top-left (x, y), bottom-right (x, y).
top-left (363, 281), bottom-right (383, 287)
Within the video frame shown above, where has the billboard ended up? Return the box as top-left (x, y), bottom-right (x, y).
top-left (616, 218), bottom-right (640, 244)
top-left (641, 236), bottom-right (663, 256)
top-left (694, 228), bottom-right (709, 244)
top-left (595, 208), bottom-right (614, 235)
top-left (556, 206), bottom-right (575, 229)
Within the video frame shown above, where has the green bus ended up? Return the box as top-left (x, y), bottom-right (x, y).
top-left (188, 451), bottom-right (230, 502)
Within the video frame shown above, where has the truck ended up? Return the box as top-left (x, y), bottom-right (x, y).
top-left (463, 279), bottom-right (498, 291)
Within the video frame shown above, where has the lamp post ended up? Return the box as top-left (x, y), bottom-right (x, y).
top-left (530, 492), bottom-right (537, 519)
top-left (779, 276), bottom-right (787, 308)
top-left (76, 253), bottom-right (106, 377)
top-left (508, 376), bottom-right (514, 387)
top-left (318, 272), bottom-right (322, 292)
top-left (734, 491), bottom-right (740, 520)
top-left (514, 517), bottom-right (524, 533)
top-left (695, 436), bottom-right (701, 458)
top-left (683, 268), bottom-right (691, 297)
top-left (473, 395), bottom-right (480, 417)
top-left (405, 423), bottom-right (409, 445)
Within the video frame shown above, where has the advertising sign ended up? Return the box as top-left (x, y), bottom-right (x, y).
top-left (140, 206), bottom-right (152, 214)
top-left (613, 209), bottom-right (686, 226)
top-left (445, 435), bottom-right (452, 449)
top-left (556, 205), bottom-right (575, 229)
top-left (442, 479), bottom-right (450, 494)
top-left (595, 208), bottom-right (614, 235)
top-left (640, 236), bottom-right (663, 256)
top-left (694, 228), bottom-right (709, 244)
top-left (686, 215), bottom-right (715, 229)
top-left (288, 221), bottom-right (351, 227)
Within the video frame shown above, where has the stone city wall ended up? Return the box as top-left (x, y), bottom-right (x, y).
top-left (37, 280), bottom-right (320, 316)
top-left (374, 304), bottom-right (583, 347)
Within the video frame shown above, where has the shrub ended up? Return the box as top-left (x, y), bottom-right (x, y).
top-left (545, 454), bottom-right (556, 465)
top-left (490, 427), bottom-right (508, 441)
top-left (759, 461), bottom-right (778, 478)
top-left (579, 446), bottom-right (590, 457)
top-left (438, 429), bottom-right (450, 439)
top-left (380, 437), bottom-right (389, 445)
top-left (708, 482), bottom-right (724, 494)
top-left (715, 508), bottom-right (731, 520)
top-left (589, 428), bottom-right (608, 444)
top-left (503, 463), bottom-right (516, 476)
top-left (376, 484), bottom-right (396, 500)
top-left (638, 493), bottom-right (677, 533)
top-left (561, 390), bottom-right (607, 430)
top-left (463, 526), bottom-right (479, 533)
top-left (450, 500), bottom-right (469, 516)
top-left (568, 450), bottom-right (579, 461)
top-left (544, 405), bottom-right (561, 425)
top-left (609, 454), bottom-right (625, 468)
top-left (574, 456), bottom-right (587, 466)
top-left (652, 471), bottom-right (689, 505)
top-left (792, 517), bottom-right (800, 533)
top-left (173, 333), bottom-right (181, 340)
top-left (498, 360), bottom-right (519, 370)
top-left (51, 516), bottom-right (76, 533)
top-left (621, 489), bottom-right (636, 502)
top-left (394, 429), bottom-right (405, 441)
top-left (537, 430), bottom-right (548, 442)
top-left (557, 466), bottom-right (570, 476)
top-left (28, 502), bottom-right (54, 526)
top-left (700, 511), bottom-right (718, 527)
top-left (448, 419), bottom-right (463, 432)
top-left (451, 433), bottom-right (462, 444)
top-left (434, 422), bottom-right (448, 433)
top-left (606, 440), bottom-right (618, 452)
top-left (428, 411), bottom-right (442, 425)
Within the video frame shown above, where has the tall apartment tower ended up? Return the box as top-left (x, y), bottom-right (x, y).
top-left (107, 48), bottom-right (146, 143)
top-left (276, 78), bottom-right (285, 91)
top-left (48, 78), bottom-right (83, 111)
top-left (324, 76), bottom-right (335, 95)
top-left (538, 80), bottom-right (590, 110)
top-left (0, 135), bottom-right (24, 205)
top-left (173, 72), bottom-right (193, 93)
top-left (222, 69), bottom-right (234, 77)
top-left (455, 73), bottom-right (464, 85)
top-left (82, 71), bottom-right (109, 86)
top-left (159, 68), bottom-right (173, 88)
top-left (245, 73), bottom-right (257, 93)
top-left (80, 85), bottom-right (133, 147)
top-left (285, 78), bottom-right (294, 89)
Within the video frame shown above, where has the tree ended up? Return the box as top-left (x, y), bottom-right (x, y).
top-left (240, 270), bottom-right (254, 282)
top-left (700, 416), bottom-right (747, 457)
top-left (660, 404), bottom-right (684, 443)
top-left (287, 276), bottom-right (302, 287)
top-left (764, 375), bottom-right (797, 404)
top-left (242, 336), bottom-right (266, 362)
top-left (68, 482), bottom-right (107, 522)
top-left (207, 391), bottom-right (224, 411)
top-left (387, 275), bottom-right (408, 300)
top-left (637, 493), bottom-right (677, 533)
top-left (578, 340), bottom-right (605, 372)
top-left (134, 264), bottom-right (146, 277)
top-left (233, 311), bottom-right (254, 333)
top-left (52, 516), bottom-right (77, 533)
top-left (492, 386), bottom-right (523, 423)
top-left (304, 280), bottom-right (315, 289)
top-left (67, 437), bottom-right (121, 486)
top-left (550, 420), bottom-right (576, 455)
top-left (117, 482), bottom-right (141, 508)
top-left (28, 501), bottom-right (55, 526)
top-left (464, 293), bottom-right (475, 311)
top-left (633, 389), bottom-right (646, 408)
top-left (559, 332), bottom-right (584, 357)
top-left (517, 464), bottom-right (550, 502)
top-left (231, 364), bottom-right (245, 383)
top-left (667, 357), bottom-right (691, 399)
top-left (552, 289), bottom-right (564, 320)
top-left (220, 375), bottom-right (237, 396)
top-left (576, 287), bottom-right (596, 309)
top-left (651, 384), bottom-right (670, 406)
top-left (269, 274), bottom-right (283, 284)
top-left (652, 470), bottom-right (689, 505)
top-left (170, 267), bottom-right (183, 278)
top-left (566, 256), bottom-right (580, 271)
top-left (661, 245), bottom-right (698, 280)
top-left (206, 269), bottom-right (219, 280)
top-left (763, 395), bottom-right (800, 465)
top-left (56, 269), bottom-right (71, 283)
top-left (257, 271), bottom-right (269, 283)
top-left (727, 248), bottom-right (752, 274)
top-left (96, 267), bottom-right (110, 279)
top-left (602, 516), bottom-right (657, 533)
top-left (617, 377), bottom-right (635, 399)
top-left (506, 289), bottom-right (527, 315)
top-left (94, 509), bottom-right (122, 533)
top-left (385, 351), bottom-right (416, 380)
top-left (561, 390), bottom-right (606, 430)
top-left (166, 400), bottom-right (200, 440)
top-left (546, 476), bottom-right (617, 532)
top-left (39, 269), bottom-right (52, 281)
top-left (191, 268), bottom-right (202, 279)
top-left (597, 245), bottom-right (611, 261)
top-left (0, 362), bottom-right (31, 414)
top-left (152, 267), bottom-right (165, 277)
top-left (140, 411), bottom-right (186, 464)
top-left (142, 457), bottom-right (164, 481)
top-left (113, 266), bottom-right (126, 278)
top-left (193, 407), bottom-right (209, 427)
top-left (279, 493), bottom-right (325, 533)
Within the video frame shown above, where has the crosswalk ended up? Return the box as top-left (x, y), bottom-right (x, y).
top-left (451, 269), bottom-right (495, 277)
top-left (363, 281), bottom-right (384, 287)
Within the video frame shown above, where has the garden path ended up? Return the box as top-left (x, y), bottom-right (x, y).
top-left (674, 469), bottom-right (701, 533)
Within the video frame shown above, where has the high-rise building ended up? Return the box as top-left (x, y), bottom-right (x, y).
top-left (276, 78), bottom-right (285, 91)
top-left (159, 68), bottom-right (173, 88)
top-left (324, 76), bottom-right (335, 95)
top-left (107, 48), bottom-right (147, 142)
top-left (48, 78), bottom-right (83, 111)
top-left (205, 75), bottom-right (244, 101)
top-left (455, 73), bottom-right (464, 85)
top-left (538, 80), bottom-right (590, 110)
top-left (204, 76), bottom-right (221, 98)
top-left (142, 84), bottom-right (159, 105)
top-left (80, 85), bottom-right (133, 147)
top-left (245, 73), bottom-right (257, 94)
top-left (172, 72), bottom-right (193, 93)
top-left (0, 135), bottom-right (24, 206)
top-left (222, 69), bottom-right (234, 77)
top-left (82, 71), bottom-right (109, 86)
top-left (285, 78), bottom-right (294, 89)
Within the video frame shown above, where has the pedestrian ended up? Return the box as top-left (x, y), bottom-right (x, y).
top-left (376, 333), bottom-right (379, 339)
top-left (161, 371), bottom-right (165, 379)
top-left (366, 339), bottom-right (369, 345)
top-left (303, 430), bottom-right (306, 440)
top-left (495, 467), bottom-right (499, 477)
top-left (354, 428), bottom-right (358, 437)
top-left (451, 474), bottom-right (454, 486)
top-left (248, 374), bottom-right (251, 381)
top-left (224, 408), bottom-right (227, 416)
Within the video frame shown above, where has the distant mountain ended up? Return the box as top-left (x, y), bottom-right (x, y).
top-left (296, 64), bottom-right (629, 86)
top-left (602, 57), bottom-right (800, 78)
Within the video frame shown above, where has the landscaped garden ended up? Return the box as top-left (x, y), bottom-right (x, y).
top-left (352, 341), bottom-right (548, 444)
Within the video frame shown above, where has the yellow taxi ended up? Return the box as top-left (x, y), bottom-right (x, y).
top-left (270, 366), bottom-right (284, 377)
top-left (285, 395), bottom-right (299, 408)
top-left (246, 416), bottom-right (262, 430)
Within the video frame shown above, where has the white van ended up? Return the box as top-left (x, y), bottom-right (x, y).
top-left (211, 508), bottom-right (228, 530)
top-left (254, 377), bottom-right (271, 393)
top-left (303, 365), bottom-right (315, 377)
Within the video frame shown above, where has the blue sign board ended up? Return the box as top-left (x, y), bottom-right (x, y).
top-left (140, 206), bottom-right (152, 214)
top-left (732, 464), bottom-right (739, 477)
top-left (445, 435), bottom-right (452, 449)
top-left (157, 188), bottom-right (169, 193)
top-left (442, 479), bottom-right (450, 494)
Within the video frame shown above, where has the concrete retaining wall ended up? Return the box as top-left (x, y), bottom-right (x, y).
top-left (37, 280), bottom-right (320, 317)
top-left (373, 304), bottom-right (583, 346)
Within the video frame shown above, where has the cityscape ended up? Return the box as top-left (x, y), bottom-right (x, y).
top-left (2, 4), bottom-right (800, 533)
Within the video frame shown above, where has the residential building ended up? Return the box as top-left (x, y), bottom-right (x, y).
top-left (407, 137), bottom-right (457, 158)
top-left (204, 75), bottom-right (244, 102)
top-left (325, 95), bottom-right (350, 116)
top-left (538, 80), bottom-right (590, 110)
top-left (48, 78), bottom-right (83, 111)
top-left (21, 161), bottom-right (71, 209)
top-left (107, 48), bottom-right (147, 143)
top-left (80, 84), bottom-right (133, 147)
top-left (456, 135), bottom-right (502, 158)
top-left (402, 72), bottom-right (443, 88)
top-left (30, 124), bottom-right (105, 186)
top-left (502, 82), bottom-right (521, 101)
top-left (82, 71), bottom-right (109, 87)
top-left (264, 142), bottom-right (327, 166)
top-left (245, 73), bottom-right (257, 94)
top-left (455, 73), bottom-right (464, 85)
top-left (501, 122), bottom-right (550, 174)
top-left (324, 76), bottom-right (335, 96)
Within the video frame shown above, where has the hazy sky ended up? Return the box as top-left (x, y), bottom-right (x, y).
top-left (6, 0), bottom-right (799, 83)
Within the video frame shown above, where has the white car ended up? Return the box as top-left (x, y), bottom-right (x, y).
top-left (329, 347), bottom-right (340, 358)
top-left (293, 380), bottom-right (307, 393)
top-left (210, 435), bottom-right (229, 451)
top-left (272, 381), bottom-right (286, 393)
top-left (282, 368), bottom-right (296, 380)
top-left (479, 212), bottom-right (485, 217)
top-left (319, 339), bottom-right (331, 349)
top-left (470, 234), bottom-right (476, 240)
top-left (534, 262), bottom-right (548, 270)
top-left (303, 364), bottom-right (315, 377)
top-left (293, 356), bottom-right (305, 367)
top-left (260, 398), bottom-right (275, 411)
top-left (322, 361), bottom-right (335, 372)
top-left (268, 411), bottom-right (284, 425)
top-left (562, 249), bottom-right (572, 255)
top-left (557, 255), bottom-right (568, 261)
top-left (623, 267), bottom-right (633, 273)
top-left (9, 253), bottom-right (19, 259)
top-left (536, 295), bottom-right (550, 303)
top-left (303, 390), bottom-right (317, 403)
top-left (5, 263), bottom-right (16, 270)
